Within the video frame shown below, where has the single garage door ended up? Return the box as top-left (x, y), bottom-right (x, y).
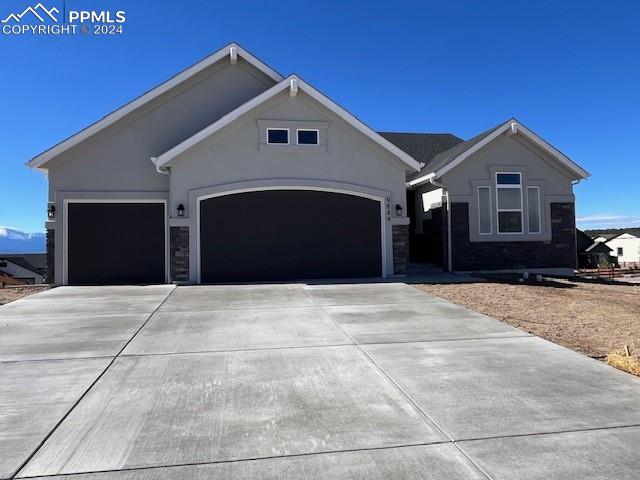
top-left (67, 202), bottom-right (166, 285)
top-left (200, 190), bottom-right (382, 282)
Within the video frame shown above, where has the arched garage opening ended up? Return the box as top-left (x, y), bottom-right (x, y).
top-left (198, 189), bottom-right (383, 283)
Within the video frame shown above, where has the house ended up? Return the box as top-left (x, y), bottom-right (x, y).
top-left (0, 254), bottom-right (47, 284)
top-left (27, 43), bottom-right (590, 285)
top-left (576, 230), bottom-right (616, 268)
top-left (601, 233), bottom-right (640, 266)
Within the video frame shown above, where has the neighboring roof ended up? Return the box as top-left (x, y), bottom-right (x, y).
top-left (378, 132), bottom-right (464, 180)
top-left (586, 228), bottom-right (640, 240)
top-left (584, 242), bottom-right (613, 253)
top-left (0, 253), bottom-right (46, 275)
top-left (27, 43), bottom-right (283, 171)
top-left (407, 118), bottom-right (590, 187)
top-left (153, 76), bottom-right (423, 172)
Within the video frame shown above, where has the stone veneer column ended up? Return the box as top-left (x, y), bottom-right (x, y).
top-left (45, 229), bottom-right (55, 284)
top-left (170, 226), bottom-right (189, 282)
top-left (392, 224), bottom-right (409, 274)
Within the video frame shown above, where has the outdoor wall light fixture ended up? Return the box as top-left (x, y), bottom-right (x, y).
top-left (395, 204), bottom-right (403, 216)
top-left (177, 204), bottom-right (185, 217)
top-left (47, 204), bottom-right (56, 220)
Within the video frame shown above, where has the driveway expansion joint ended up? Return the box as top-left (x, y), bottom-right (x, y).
top-left (11, 287), bottom-right (178, 479)
top-left (300, 288), bottom-right (495, 480)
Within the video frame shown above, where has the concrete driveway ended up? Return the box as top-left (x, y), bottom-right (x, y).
top-left (1, 283), bottom-right (639, 479)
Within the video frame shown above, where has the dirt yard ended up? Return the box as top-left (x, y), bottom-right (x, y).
top-left (0, 286), bottom-right (50, 306)
top-left (418, 277), bottom-right (640, 359)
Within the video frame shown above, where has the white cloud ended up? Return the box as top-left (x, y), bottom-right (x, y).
top-left (576, 214), bottom-right (640, 228)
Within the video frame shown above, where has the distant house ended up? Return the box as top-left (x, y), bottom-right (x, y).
top-left (594, 232), bottom-right (640, 266)
top-left (577, 230), bottom-right (615, 268)
top-left (605, 233), bottom-right (640, 266)
top-left (0, 254), bottom-right (47, 284)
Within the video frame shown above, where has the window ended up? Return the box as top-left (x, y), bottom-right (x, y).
top-left (266, 128), bottom-right (289, 144)
top-left (618, 247), bottom-right (624, 256)
top-left (496, 172), bottom-right (523, 233)
top-left (527, 186), bottom-right (541, 233)
top-left (297, 129), bottom-right (319, 145)
top-left (477, 186), bottom-right (492, 234)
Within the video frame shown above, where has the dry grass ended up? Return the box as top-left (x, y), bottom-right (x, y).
top-left (607, 347), bottom-right (640, 376)
top-left (0, 286), bottom-right (50, 305)
top-left (417, 277), bottom-right (640, 360)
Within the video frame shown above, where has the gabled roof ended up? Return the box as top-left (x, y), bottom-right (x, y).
top-left (153, 76), bottom-right (422, 172)
top-left (408, 118), bottom-right (590, 187)
top-left (27, 43), bottom-right (283, 171)
top-left (378, 132), bottom-right (464, 180)
top-left (0, 253), bottom-right (46, 275)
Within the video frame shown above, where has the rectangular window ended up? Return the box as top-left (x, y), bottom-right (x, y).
top-left (296, 129), bottom-right (319, 145)
top-left (266, 128), bottom-right (289, 144)
top-left (478, 186), bottom-right (492, 234)
top-left (527, 186), bottom-right (541, 233)
top-left (618, 247), bottom-right (624, 256)
top-left (496, 172), bottom-right (523, 233)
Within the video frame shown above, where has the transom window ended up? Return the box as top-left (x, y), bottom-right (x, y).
top-left (296, 129), bottom-right (319, 145)
top-left (266, 128), bottom-right (289, 144)
top-left (496, 172), bottom-right (523, 233)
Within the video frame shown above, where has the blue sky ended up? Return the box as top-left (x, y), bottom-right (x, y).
top-left (1, 0), bottom-right (639, 232)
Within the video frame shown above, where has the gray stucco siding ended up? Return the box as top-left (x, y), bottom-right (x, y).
top-left (44, 58), bottom-right (276, 284)
top-left (439, 134), bottom-right (575, 243)
top-left (166, 91), bottom-right (410, 281)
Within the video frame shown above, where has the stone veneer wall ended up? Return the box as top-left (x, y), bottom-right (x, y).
top-left (170, 226), bottom-right (189, 282)
top-left (450, 202), bottom-right (576, 271)
top-left (45, 229), bottom-right (55, 284)
top-left (392, 224), bottom-right (409, 274)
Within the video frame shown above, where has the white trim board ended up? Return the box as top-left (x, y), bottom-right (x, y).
top-left (195, 186), bottom-right (388, 283)
top-left (62, 199), bottom-right (169, 286)
top-left (28, 43), bottom-right (283, 171)
top-left (408, 119), bottom-right (590, 187)
top-left (153, 76), bottom-right (422, 172)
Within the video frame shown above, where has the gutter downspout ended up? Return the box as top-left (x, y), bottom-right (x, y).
top-left (429, 177), bottom-right (452, 272)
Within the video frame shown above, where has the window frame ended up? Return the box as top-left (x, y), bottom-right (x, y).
top-left (477, 186), bottom-right (493, 235)
top-left (296, 128), bottom-right (320, 145)
top-left (526, 186), bottom-right (542, 234)
top-left (618, 247), bottom-right (624, 256)
top-left (495, 171), bottom-right (524, 234)
top-left (266, 128), bottom-right (290, 145)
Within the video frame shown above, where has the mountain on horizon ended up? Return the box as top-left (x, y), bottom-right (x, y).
top-left (0, 227), bottom-right (46, 253)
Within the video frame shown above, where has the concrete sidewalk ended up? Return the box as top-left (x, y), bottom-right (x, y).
top-left (1, 283), bottom-right (639, 479)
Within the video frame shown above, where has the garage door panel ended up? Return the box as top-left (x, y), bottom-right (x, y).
top-left (68, 203), bottom-right (165, 285)
top-left (200, 190), bottom-right (381, 282)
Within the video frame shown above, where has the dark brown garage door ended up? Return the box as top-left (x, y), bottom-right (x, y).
top-left (200, 190), bottom-right (382, 282)
top-left (67, 203), bottom-right (166, 285)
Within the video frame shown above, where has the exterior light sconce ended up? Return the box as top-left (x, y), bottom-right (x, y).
top-left (47, 204), bottom-right (56, 220)
top-left (395, 204), bottom-right (403, 217)
top-left (177, 204), bottom-right (185, 217)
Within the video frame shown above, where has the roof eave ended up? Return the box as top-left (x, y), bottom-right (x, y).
top-left (27, 42), bottom-right (283, 170)
top-left (155, 75), bottom-right (422, 172)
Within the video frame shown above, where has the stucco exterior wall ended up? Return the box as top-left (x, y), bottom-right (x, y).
top-left (0, 261), bottom-right (44, 284)
top-left (168, 90), bottom-right (410, 281)
top-left (439, 134), bottom-right (576, 243)
top-left (44, 58), bottom-right (275, 284)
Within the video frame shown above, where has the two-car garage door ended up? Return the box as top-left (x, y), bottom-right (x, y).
top-left (199, 190), bottom-right (382, 283)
